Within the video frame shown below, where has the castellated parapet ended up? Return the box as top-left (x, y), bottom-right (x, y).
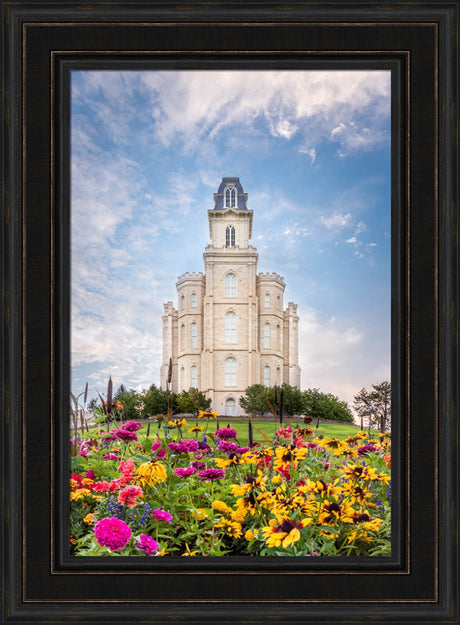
top-left (161, 177), bottom-right (301, 414)
top-left (176, 272), bottom-right (205, 285)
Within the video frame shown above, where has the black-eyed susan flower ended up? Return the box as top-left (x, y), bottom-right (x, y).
top-left (181, 543), bottom-right (198, 556)
top-left (212, 500), bottom-right (233, 516)
top-left (214, 518), bottom-right (243, 538)
top-left (261, 517), bottom-right (305, 549)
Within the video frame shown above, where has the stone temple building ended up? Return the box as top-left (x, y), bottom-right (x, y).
top-left (160, 177), bottom-right (300, 416)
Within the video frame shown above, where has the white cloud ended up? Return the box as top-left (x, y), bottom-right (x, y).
top-left (320, 212), bottom-right (353, 230)
top-left (298, 306), bottom-right (389, 406)
top-left (72, 70), bottom-right (392, 157)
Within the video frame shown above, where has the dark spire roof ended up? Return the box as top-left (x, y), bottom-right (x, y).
top-left (213, 177), bottom-right (248, 210)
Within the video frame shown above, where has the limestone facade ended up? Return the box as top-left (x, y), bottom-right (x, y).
top-left (161, 178), bottom-right (300, 416)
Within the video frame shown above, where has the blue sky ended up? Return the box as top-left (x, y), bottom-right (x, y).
top-left (71, 70), bottom-right (391, 406)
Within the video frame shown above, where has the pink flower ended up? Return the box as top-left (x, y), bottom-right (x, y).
top-left (109, 479), bottom-right (121, 492)
top-left (112, 429), bottom-right (138, 443)
top-left (118, 485), bottom-right (143, 508)
top-left (94, 517), bottom-right (132, 552)
top-left (151, 441), bottom-right (166, 458)
top-left (198, 468), bottom-right (225, 482)
top-left (218, 441), bottom-right (239, 453)
top-left (121, 420), bottom-right (143, 432)
top-left (104, 452), bottom-right (119, 460)
top-left (168, 439), bottom-right (199, 454)
top-left (276, 426), bottom-right (293, 440)
top-left (93, 481), bottom-right (111, 493)
top-left (85, 470), bottom-right (95, 479)
top-left (151, 509), bottom-right (173, 524)
top-left (134, 534), bottom-right (159, 556)
top-left (173, 467), bottom-right (197, 478)
top-left (215, 427), bottom-right (237, 440)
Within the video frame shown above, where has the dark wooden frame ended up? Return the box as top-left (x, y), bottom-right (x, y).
top-left (1, 2), bottom-right (458, 624)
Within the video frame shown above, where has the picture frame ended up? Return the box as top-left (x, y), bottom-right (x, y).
top-left (1, 1), bottom-right (458, 623)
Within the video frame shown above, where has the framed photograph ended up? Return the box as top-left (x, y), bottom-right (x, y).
top-left (2, 1), bottom-right (458, 623)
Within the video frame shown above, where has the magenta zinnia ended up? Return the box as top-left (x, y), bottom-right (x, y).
top-left (151, 509), bottom-right (173, 523)
top-left (121, 420), bottom-right (143, 432)
top-left (112, 429), bottom-right (138, 442)
top-left (173, 467), bottom-right (197, 478)
top-left (198, 468), bottom-right (225, 481)
top-left (134, 534), bottom-right (159, 556)
top-left (215, 427), bottom-right (237, 440)
top-left (94, 517), bottom-right (132, 552)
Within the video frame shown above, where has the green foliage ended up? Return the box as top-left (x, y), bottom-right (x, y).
top-left (176, 388), bottom-right (211, 415)
top-left (238, 384), bottom-right (270, 416)
top-left (268, 384), bottom-right (304, 417)
top-left (303, 388), bottom-right (353, 423)
top-left (113, 387), bottom-right (142, 419)
top-left (141, 386), bottom-right (177, 417)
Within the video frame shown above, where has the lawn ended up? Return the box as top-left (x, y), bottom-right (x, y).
top-left (90, 417), bottom-right (380, 447)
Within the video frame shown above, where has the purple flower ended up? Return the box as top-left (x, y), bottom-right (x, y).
top-left (173, 467), bottom-right (197, 478)
top-left (134, 534), bottom-right (159, 556)
top-left (104, 452), bottom-right (119, 461)
top-left (198, 468), bottom-right (225, 482)
top-left (218, 440), bottom-right (239, 453)
top-left (306, 442), bottom-right (318, 449)
top-left (151, 441), bottom-right (166, 458)
top-left (215, 427), bottom-right (237, 440)
top-left (112, 429), bottom-right (138, 443)
top-left (236, 447), bottom-right (249, 454)
top-left (358, 445), bottom-right (377, 456)
top-left (151, 509), bottom-right (173, 524)
top-left (121, 420), bottom-right (143, 432)
top-left (168, 439), bottom-right (199, 454)
top-left (94, 517), bottom-right (132, 552)
top-left (191, 461), bottom-right (206, 471)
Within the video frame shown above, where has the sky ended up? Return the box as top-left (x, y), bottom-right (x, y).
top-left (71, 70), bottom-right (391, 407)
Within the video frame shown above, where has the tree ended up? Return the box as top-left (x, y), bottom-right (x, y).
top-left (141, 386), bottom-right (177, 417)
top-left (303, 388), bottom-right (354, 424)
top-left (267, 384), bottom-right (304, 418)
top-left (176, 388), bottom-right (211, 415)
top-left (113, 387), bottom-right (142, 420)
top-left (353, 381), bottom-right (391, 432)
top-left (239, 384), bottom-right (270, 416)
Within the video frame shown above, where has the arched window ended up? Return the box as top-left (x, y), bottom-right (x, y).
top-left (264, 323), bottom-right (270, 349)
top-left (191, 293), bottom-right (197, 307)
top-left (265, 293), bottom-right (270, 308)
top-left (277, 295), bottom-right (281, 309)
top-left (225, 186), bottom-right (236, 208)
top-left (224, 357), bottom-right (237, 386)
top-left (225, 226), bottom-right (236, 248)
top-left (225, 273), bottom-right (237, 297)
top-left (276, 324), bottom-right (281, 349)
top-left (191, 322), bottom-right (197, 348)
top-left (225, 397), bottom-right (236, 417)
top-left (224, 311), bottom-right (237, 343)
top-left (264, 365), bottom-right (270, 387)
top-left (190, 365), bottom-right (197, 388)
top-left (181, 294), bottom-right (185, 309)
top-left (276, 366), bottom-right (281, 385)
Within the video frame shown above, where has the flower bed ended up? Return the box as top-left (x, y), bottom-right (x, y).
top-left (70, 415), bottom-right (391, 557)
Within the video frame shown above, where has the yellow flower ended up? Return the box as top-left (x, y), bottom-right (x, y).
top-left (70, 478), bottom-right (78, 489)
top-left (198, 410), bottom-right (219, 419)
top-left (81, 477), bottom-right (95, 487)
top-left (135, 461), bottom-right (167, 487)
top-left (212, 500), bottom-right (233, 515)
top-left (182, 543), bottom-right (198, 556)
top-left (70, 488), bottom-right (92, 501)
top-left (261, 518), bottom-right (304, 549)
top-left (245, 528), bottom-right (259, 541)
top-left (157, 547), bottom-right (168, 556)
top-left (83, 512), bottom-right (96, 525)
top-left (194, 508), bottom-right (208, 520)
top-left (168, 418), bottom-right (188, 428)
top-left (318, 437), bottom-right (347, 455)
top-left (271, 474), bottom-right (283, 485)
top-left (273, 445), bottom-right (307, 468)
top-left (188, 425), bottom-right (204, 434)
top-left (69, 535), bottom-right (76, 546)
top-left (231, 507), bottom-right (247, 523)
top-left (215, 518), bottom-right (243, 538)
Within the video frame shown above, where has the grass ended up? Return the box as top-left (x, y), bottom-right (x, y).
top-left (88, 417), bottom-right (380, 448)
